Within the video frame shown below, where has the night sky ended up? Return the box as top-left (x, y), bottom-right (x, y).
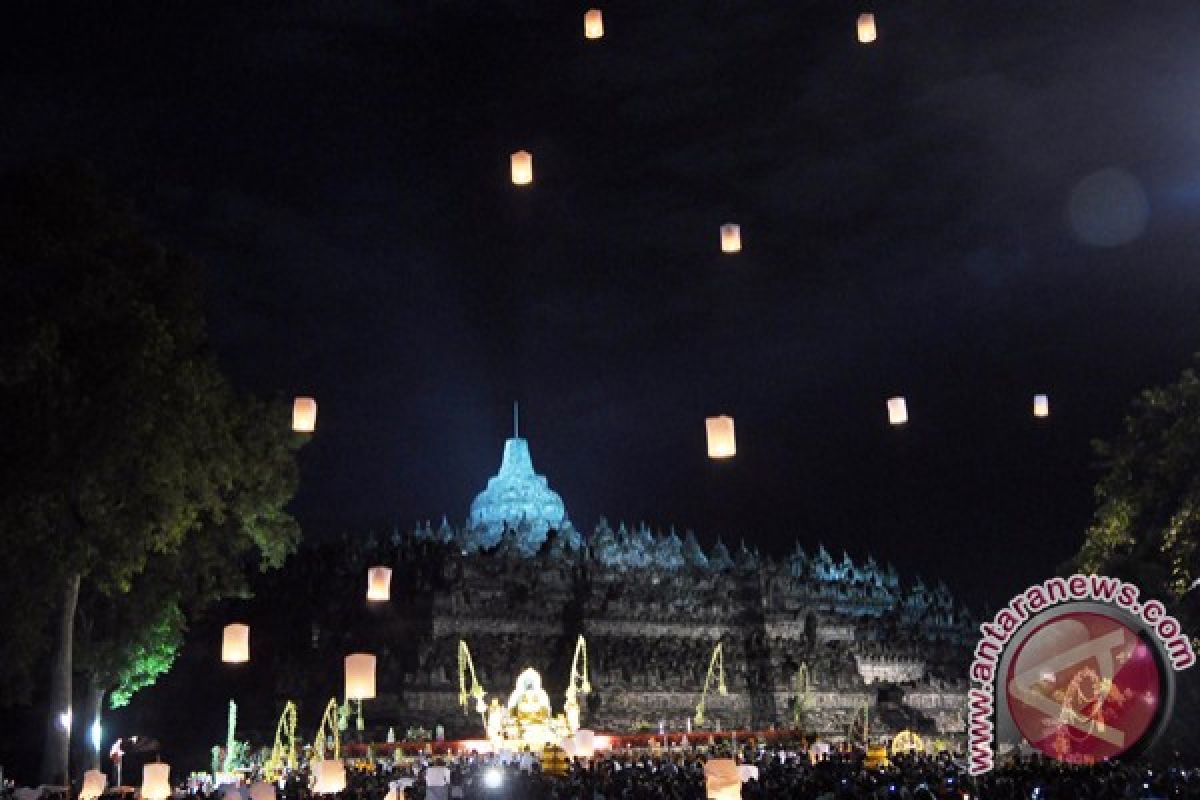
top-left (6, 1), bottom-right (1200, 609)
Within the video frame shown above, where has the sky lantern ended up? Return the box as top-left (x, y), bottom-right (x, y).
top-left (720, 223), bottom-right (741, 253)
top-left (704, 759), bottom-right (741, 800)
top-left (575, 728), bottom-right (595, 758)
top-left (366, 566), bottom-right (392, 602)
top-left (345, 653), bottom-right (377, 699)
top-left (705, 415), bottom-right (736, 459)
top-left (510, 150), bottom-right (533, 186)
top-left (222, 623), bottom-right (249, 663)
top-left (1033, 394), bottom-right (1050, 418)
top-left (80, 770), bottom-right (107, 800)
top-left (584, 9), bottom-right (604, 39)
top-left (857, 13), bottom-right (877, 44)
top-left (887, 397), bottom-right (907, 426)
top-left (312, 760), bottom-right (346, 795)
top-left (292, 397), bottom-right (317, 433)
top-left (141, 764), bottom-right (171, 800)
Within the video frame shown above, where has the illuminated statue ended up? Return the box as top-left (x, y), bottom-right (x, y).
top-left (508, 667), bottom-right (553, 726)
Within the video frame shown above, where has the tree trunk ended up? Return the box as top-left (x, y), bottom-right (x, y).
top-left (85, 675), bottom-right (106, 770)
top-left (40, 571), bottom-right (81, 786)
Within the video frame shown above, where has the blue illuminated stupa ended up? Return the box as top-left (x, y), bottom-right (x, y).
top-left (467, 405), bottom-right (567, 554)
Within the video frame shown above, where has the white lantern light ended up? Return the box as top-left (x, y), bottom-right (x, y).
top-left (720, 223), bottom-right (741, 253)
top-left (584, 9), bottom-right (604, 40)
top-left (1033, 394), bottom-right (1050, 418)
top-left (857, 13), bottom-right (877, 44)
top-left (366, 566), bottom-right (392, 602)
top-left (510, 151), bottom-right (533, 186)
top-left (575, 728), bottom-right (595, 759)
top-left (887, 396), bottom-right (907, 426)
top-left (312, 760), bottom-right (346, 795)
top-left (704, 759), bottom-right (741, 800)
top-left (705, 415), bottom-right (736, 459)
top-left (345, 653), bottom-right (376, 699)
top-left (141, 763), bottom-right (171, 800)
top-left (80, 770), bottom-right (107, 800)
top-left (222, 623), bottom-right (249, 663)
top-left (292, 397), bottom-right (317, 433)
top-left (739, 764), bottom-right (760, 783)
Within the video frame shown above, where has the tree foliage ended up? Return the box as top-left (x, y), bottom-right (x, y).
top-left (0, 163), bottom-right (303, 708)
top-left (1077, 357), bottom-right (1200, 602)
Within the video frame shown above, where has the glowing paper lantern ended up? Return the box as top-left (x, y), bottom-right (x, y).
top-left (575, 729), bottom-right (595, 758)
top-left (720, 223), bottom-right (741, 253)
top-left (80, 770), bottom-right (107, 800)
top-left (886, 397), bottom-right (907, 426)
top-left (584, 9), bottom-right (604, 39)
top-left (703, 759), bottom-right (741, 800)
top-left (141, 764), bottom-right (171, 800)
top-left (249, 782), bottom-right (275, 800)
top-left (292, 397), bottom-right (317, 433)
top-left (705, 416), bottom-right (736, 459)
top-left (738, 765), bottom-right (759, 783)
top-left (857, 13), bottom-right (877, 44)
top-left (366, 566), bottom-right (392, 602)
top-left (1033, 394), bottom-right (1049, 418)
top-left (222, 623), bottom-right (249, 664)
top-left (510, 150), bottom-right (533, 186)
top-left (345, 653), bottom-right (376, 699)
top-left (312, 760), bottom-right (346, 795)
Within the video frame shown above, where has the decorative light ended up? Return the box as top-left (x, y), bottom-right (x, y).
top-left (90, 718), bottom-right (102, 752)
top-left (222, 623), bottom-right (250, 663)
top-left (584, 9), bottom-right (604, 40)
top-left (58, 709), bottom-right (72, 732)
top-left (345, 653), bottom-right (376, 699)
top-left (705, 416), bottom-right (736, 459)
top-left (312, 760), bottom-right (346, 795)
top-left (857, 13), bottom-right (877, 44)
top-left (510, 151), bottom-right (533, 186)
top-left (575, 729), bottom-right (595, 758)
top-left (483, 768), bottom-right (503, 789)
top-left (703, 759), bottom-right (741, 800)
top-left (720, 224), bottom-right (741, 253)
top-left (292, 397), bottom-right (317, 433)
top-left (739, 764), bottom-right (760, 782)
top-left (141, 763), bottom-right (171, 800)
top-left (887, 397), bottom-right (907, 426)
top-left (366, 566), bottom-right (392, 602)
top-left (1033, 394), bottom-right (1050, 418)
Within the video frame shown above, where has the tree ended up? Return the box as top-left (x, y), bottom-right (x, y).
top-left (0, 164), bottom-right (302, 784)
top-left (1076, 357), bottom-right (1200, 605)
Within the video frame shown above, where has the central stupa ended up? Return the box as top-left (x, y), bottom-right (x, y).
top-left (467, 405), bottom-right (567, 553)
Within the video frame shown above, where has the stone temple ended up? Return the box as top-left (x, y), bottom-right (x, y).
top-left (367, 428), bottom-right (973, 743)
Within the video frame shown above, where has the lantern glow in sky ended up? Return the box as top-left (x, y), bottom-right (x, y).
top-left (887, 397), bottom-right (907, 426)
top-left (367, 566), bottom-right (392, 602)
top-left (720, 223), bottom-right (741, 253)
top-left (81, 770), bottom-right (107, 800)
top-left (312, 760), bottom-right (346, 795)
top-left (1034, 394), bottom-right (1050, 418)
top-left (584, 9), bottom-right (604, 39)
top-left (141, 764), bottom-right (171, 800)
top-left (705, 415), bottom-right (736, 459)
top-left (510, 150), bottom-right (533, 186)
top-left (345, 653), bottom-right (377, 699)
top-left (857, 13), bottom-right (877, 43)
top-left (222, 623), bottom-right (249, 663)
top-left (292, 397), bottom-right (317, 433)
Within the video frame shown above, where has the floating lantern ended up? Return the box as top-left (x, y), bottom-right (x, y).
top-left (705, 416), bottom-right (736, 459)
top-left (312, 760), bottom-right (346, 795)
top-left (739, 764), bottom-right (760, 783)
top-left (366, 566), bottom-right (392, 602)
top-left (222, 623), bottom-right (249, 663)
top-left (857, 13), bottom-right (877, 43)
top-left (704, 759), bottom-right (741, 800)
top-left (575, 729), bottom-right (595, 758)
top-left (292, 397), bottom-right (317, 433)
top-left (510, 151), bottom-right (533, 186)
top-left (887, 397), bottom-right (907, 426)
top-left (584, 9), bottom-right (604, 39)
top-left (720, 223), bottom-right (741, 253)
top-left (141, 764), bottom-right (171, 800)
top-left (1033, 394), bottom-right (1050, 418)
top-left (80, 771), bottom-right (107, 800)
top-left (345, 653), bottom-right (376, 699)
